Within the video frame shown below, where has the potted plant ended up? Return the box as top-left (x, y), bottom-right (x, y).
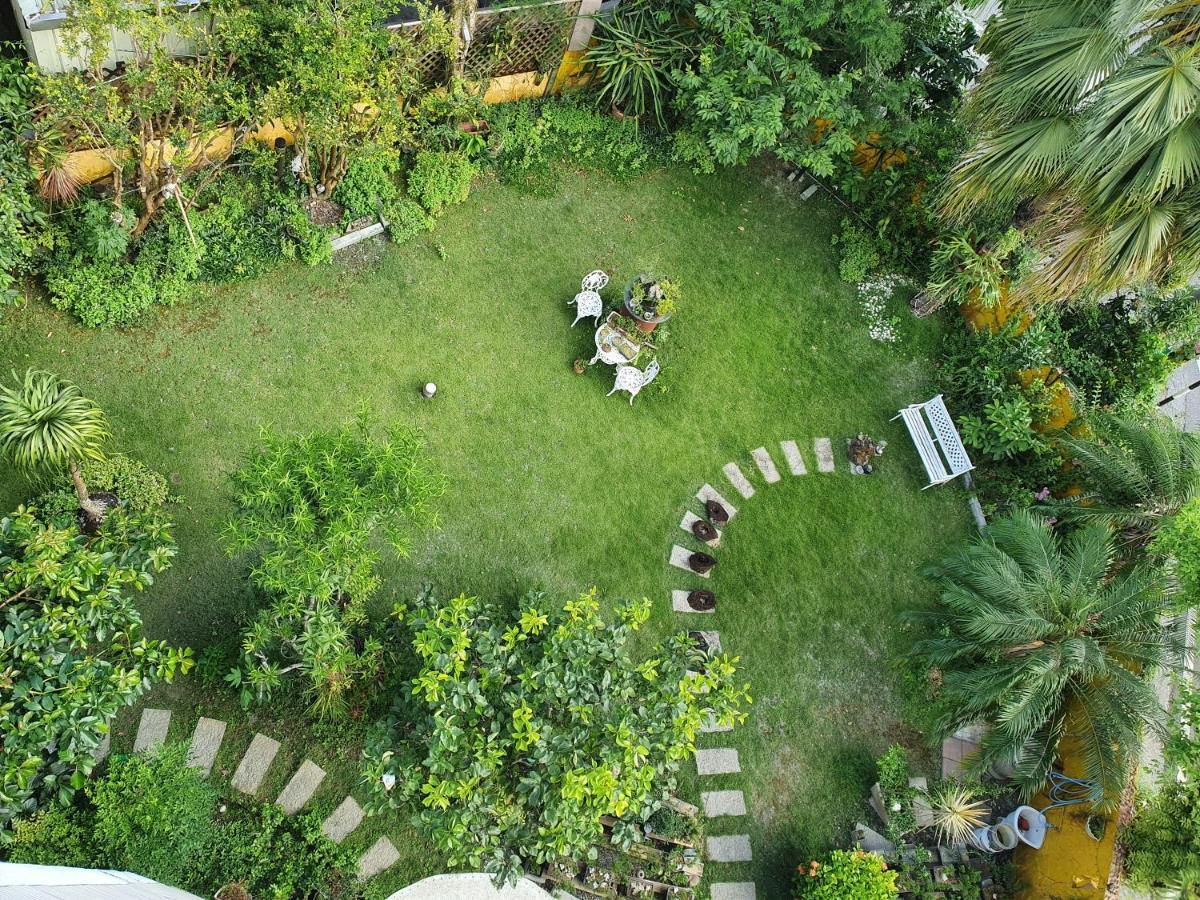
top-left (624, 274), bottom-right (680, 333)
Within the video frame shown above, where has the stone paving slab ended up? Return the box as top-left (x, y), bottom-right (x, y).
top-left (357, 836), bottom-right (400, 879)
top-left (691, 630), bottom-right (722, 654)
top-left (708, 834), bottom-right (753, 862)
top-left (696, 483), bottom-right (738, 520)
top-left (323, 796), bottom-right (365, 843)
top-left (814, 438), bottom-right (835, 473)
top-left (781, 440), bottom-right (807, 475)
top-left (187, 717), bottom-right (226, 775)
top-left (96, 733), bottom-right (111, 764)
top-left (701, 713), bottom-right (732, 733)
top-left (711, 883), bottom-right (757, 900)
top-left (1165, 359), bottom-right (1200, 398)
top-left (722, 462), bottom-right (756, 499)
top-left (133, 708), bottom-right (171, 755)
top-left (695, 748), bottom-right (740, 776)
top-left (231, 733), bottom-right (281, 795)
top-left (670, 544), bottom-right (711, 579)
top-left (277, 759), bottom-right (326, 815)
top-left (680, 510), bottom-right (720, 546)
top-left (702, 790), bottom-right (747, 818)
top-left (672, 589), bottom-right (714, 614)
top-left (750, 447), bottom-right (780, 484)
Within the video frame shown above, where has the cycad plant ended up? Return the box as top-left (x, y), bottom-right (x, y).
top-left (910, 510), bottom-right (1181, 807)
top-left (940, 0), bottom-right (1200, 303)
top-left (1045, 412), bottom-right (1200, 541)
top-left (0, 368), bottom-right (110, 528)
top-left (927, 782), bottom-right (990, 845)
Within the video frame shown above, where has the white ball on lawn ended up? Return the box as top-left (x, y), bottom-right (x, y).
top-left (423, 382), bottom-right (437, 398)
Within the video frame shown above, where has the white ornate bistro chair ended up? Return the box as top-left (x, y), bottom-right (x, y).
top-left (569, 289), bottom-right (604, 327)
top-left (608, 358), bottom-right (661, 404)
top-left (581, 270), bottom-right (609, 292)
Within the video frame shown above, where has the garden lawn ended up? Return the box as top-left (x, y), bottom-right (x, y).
top-left (0, 160), bottom-right (970, 897)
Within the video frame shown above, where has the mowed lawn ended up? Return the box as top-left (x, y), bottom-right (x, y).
top-left (0, 161), bottom-right (970, 897)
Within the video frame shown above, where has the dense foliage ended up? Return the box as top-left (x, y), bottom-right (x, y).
top-left (0, 505), bottom-right (188, 828)
top-left (793, 848), bottom-right (899, 899)
top-left (364, 588), bottom-right (750, 886)
top-left (222, 410), bottom-right (445, 715)
top-left (909, 510), bottom-right (1180, 806)
top-left (0, 50), bottom-right (45, 304)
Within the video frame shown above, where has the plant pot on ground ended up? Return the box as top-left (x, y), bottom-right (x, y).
top-left (692, 519), bottom-right (718, 542)
top-left (624, 274), bottom-right (680, 333)
top-left (573, 358), bottom-right (586, 375)
top-left (705, 499), bottom-right (729, 525)
top-left (689, 551), bottom-right (715, 574)
top-left (686, 589), bottom-right (715, 611)
top-left (76, 491), bottom-right (119, 534)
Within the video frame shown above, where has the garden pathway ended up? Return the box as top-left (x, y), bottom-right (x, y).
top-left (666, 438), bottom-right (843, 900)
top-left (1158, 357), bottom-right (1200, 431)
top-left (124, 706), bottom-right (398, 882)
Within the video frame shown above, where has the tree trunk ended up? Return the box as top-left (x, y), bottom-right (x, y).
top-left (70, 460), bottom-right (106, 530)
top-left (449, 0), bottom-right (479, 81)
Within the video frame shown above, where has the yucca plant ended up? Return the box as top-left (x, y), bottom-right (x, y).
top-left (1044, 412), bottom-right (1200, 543)
top-left (940, 0), bottom-right (1200, 304)
top-left (927, 782), bottom-right (990, 846)
top-left (0, 368), bottom-right (110, 528)
top-left (909, 509), bottom-right (1183, 807)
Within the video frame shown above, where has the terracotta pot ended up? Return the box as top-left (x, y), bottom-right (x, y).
top-left (573, 358), bottom-right (586, 375)
top-left (689, 551), bottom-right (716, 574)
top-left (686, 589), bottom-right (716, 611)
top-left (610, 102), bottom-right (638, 122)
top-left (458, 119), bottom-right (490, 135)
top-left (624, 274), bottom-right (672, 333)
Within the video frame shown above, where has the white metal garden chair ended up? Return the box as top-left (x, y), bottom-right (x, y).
top-left (608, 358), bottom-right (660, 404)
top-left (581, 270), bottom-right (609, 292)
top-left (569, 289), bottom-right (604, 327)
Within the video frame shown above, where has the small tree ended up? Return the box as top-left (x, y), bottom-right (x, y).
top-left (0, 369), bottom-right (110, 530)
top-left (0, 505), bottom-right (189, 828)
top-left (364, 588), bottom-right (751, 886)
top-left (222, 409), bottom-right (444, 716)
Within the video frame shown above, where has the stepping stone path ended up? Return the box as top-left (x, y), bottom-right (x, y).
top-left (323, 796), bottom-right (365, 844)
top-left (357, 836), bottom-right (401, 879)
top-left (277, 759), bottom-right (327, 815)
top-left (134, 707), bottom-right (171, 755)
top-left (722, 462), bottom-right (756, 499)
top-left (187, 717), bottom-right (226, 775)
top-left (232, 733), bottom-right (280, 795)
top-left (665, 436), bottom-right (845, 900)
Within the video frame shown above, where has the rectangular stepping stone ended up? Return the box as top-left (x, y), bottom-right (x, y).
top-left (323, 796), bottom-right (365, 844)
top-left (697, 483), bottom-right (738, 520)
top-left (781, 440), bottom-right (807, 475)
top-left (800, 183), bottom-right (820, 200)
top-left (712, 884), bottom-right (757, 900)
top-left (231, 733), bottom-right (280, 795)
top-left (357, 836), bottom-right (400, 879)
top-left (751, 447), bottom-right (780, 483)
top-left (702, 790), bottom-right (747, 818)
top-left (708, 834), bottom-right (753, 862)
top-left (95, 733), bottom-right (111, 764)
top-left (134, 707), bottom-right (171, 755)
top-left (701, 713), bottom-right (732, 733)
top-left (673, 589), bottom-right (714, 614)
top-left (855, 822), bottom-right (896, 853)
top-left (722, 462), bottom-right (756, 499)
top-left (690, 630), bottom-right (722, 654)
top-left (187, 717), bottom-right (226, 776)
top-left (696, 747), bottom-right (740, 776)
top-left (681, 510), bottom-right (720, 546)
top-left (670, 544), bottom-right (710, 579)
top-left (814, 437), bottom-right (835, 473)
top-left (276, 759), bottom-right (326, 815)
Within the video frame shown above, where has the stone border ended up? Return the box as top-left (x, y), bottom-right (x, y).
top-left (665, 438), bottom-right (843, 900)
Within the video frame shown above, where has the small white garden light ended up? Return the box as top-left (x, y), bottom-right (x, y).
top-left (422, 382), bottom-right (437, 399)
top-left (381, 773), bottom-right (396, 791)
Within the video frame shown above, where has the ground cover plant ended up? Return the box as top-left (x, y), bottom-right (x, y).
top-left (0, 162), bottom-right (970, 895)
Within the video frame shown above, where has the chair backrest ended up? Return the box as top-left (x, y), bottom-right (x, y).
top-left (582, 270), bottom-right (609, 292)
top-left (642, 358), bottom-right (661, 386)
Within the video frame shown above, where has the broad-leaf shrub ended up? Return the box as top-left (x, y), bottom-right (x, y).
top-left (33, 453), bottom-right (170, 524)
top-left (222, 409), bottom-right (445, 715)
top-left (407, 151), bottom-right (476, 217)
top-left (793, 849), bottom-right (899, 899)
top-left (364, 588), bottom-right (751, 886)
top-left (0, 49), bottom-right (46, 304)
top-left (0, 505), bottom-right (189, 828)
top-left (332, 148), bottom-right (403, 222)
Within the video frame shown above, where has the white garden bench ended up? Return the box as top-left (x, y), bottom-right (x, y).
top-left (892, 395), bottom-right (974, 488)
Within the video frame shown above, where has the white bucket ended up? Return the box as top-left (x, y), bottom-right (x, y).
top-left (969, 822), bottom-right (1019, 853)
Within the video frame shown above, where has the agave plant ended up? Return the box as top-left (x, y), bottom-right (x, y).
top-left (927, 782), bottom-right (989, 846)
top-left (36, 157), bottom-right (82, 205)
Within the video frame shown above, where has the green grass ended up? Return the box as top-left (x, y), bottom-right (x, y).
top-left (0, 160), bottom-right (970, 898)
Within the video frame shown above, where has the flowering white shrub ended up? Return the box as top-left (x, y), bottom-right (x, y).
top-left (857, 275), bottom-right (906, 343)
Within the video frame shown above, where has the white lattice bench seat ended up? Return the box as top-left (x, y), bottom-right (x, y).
top-left (892, 394), bottom-right (974, 488)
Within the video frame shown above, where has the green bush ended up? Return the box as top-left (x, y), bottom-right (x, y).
top-left (0, 48), bottom-right (45, 303)
top-left (793, 849), bottom-right (899, 899)
top-left (333, 149), bottom-right (402, 222)
top-left (876, 745), bottom-right (916, 844)
top-left (33, 453), bottom-right (170, 524)
top-left (833, 219), bottom-right (883, 284)
top-left (89, 744), bottom-right (218, 885)
top-left (7, 805), bottom-right (100, 868)
top-left (406, 150), bottom-right (475, 217)
top-left (383, 198), bottom-right (434, 244)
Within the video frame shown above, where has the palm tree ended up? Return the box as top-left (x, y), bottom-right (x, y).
top-left (0, 369), bottom-right (111, 528)
top-left (940, 0), bottom-right (1200, 304)
top-left (1045, 412), bottom-right (1200, 541)
top-left (910, 510), bottom-right (1182, 807)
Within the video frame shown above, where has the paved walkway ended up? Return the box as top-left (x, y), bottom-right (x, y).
top-left (666, 438), bottom-right (843, 900)
top-left (1158, 357), bottom-right (1200, 431)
